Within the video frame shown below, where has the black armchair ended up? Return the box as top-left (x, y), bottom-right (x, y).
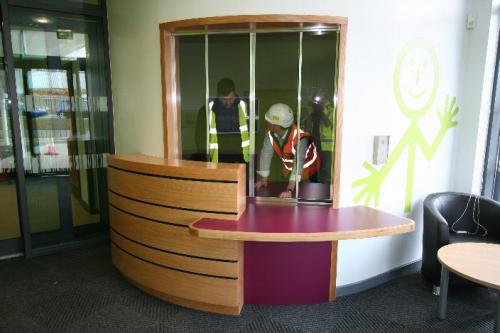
top-left (421, 192), bottom-right (500, 288)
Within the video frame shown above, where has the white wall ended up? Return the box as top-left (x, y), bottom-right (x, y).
top-left (107, 0), bottom-right (493, 286)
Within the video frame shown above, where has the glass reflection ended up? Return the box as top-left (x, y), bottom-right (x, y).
top-left (254, 32), bottom-right (300, 199)
top-left (179, 35), bottom-right (205, 161)
top-left (0, 38), bottom-right (21, 245)
top-left (10, 7), bottom-right (110, 247)
top-left (298, 30), bottom-right (338, 201)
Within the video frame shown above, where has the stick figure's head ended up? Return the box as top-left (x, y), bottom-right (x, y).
top-left (393, 39), bottom-right (439, 120)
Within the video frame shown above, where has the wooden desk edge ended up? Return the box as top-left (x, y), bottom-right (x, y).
top-left (189, 221), bottom-right (415, 242)
top-left (108, 154), bottom-right (245, 181)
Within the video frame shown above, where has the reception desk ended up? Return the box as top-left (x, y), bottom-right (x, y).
top-left (108, 154), bottom-right (414, 315)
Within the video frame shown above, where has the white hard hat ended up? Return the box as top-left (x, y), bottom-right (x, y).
top-left (265, 103), bottom-right (294, 128)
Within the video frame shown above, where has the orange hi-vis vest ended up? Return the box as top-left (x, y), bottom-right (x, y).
top-left (268, 123), bottom-right (320, 179)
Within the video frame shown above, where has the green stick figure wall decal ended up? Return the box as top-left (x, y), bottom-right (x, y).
top-left (352, 38), bottom-right (459, 212)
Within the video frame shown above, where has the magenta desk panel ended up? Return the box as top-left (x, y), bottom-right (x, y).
top-left (244, 241), bottom-right (332, 304)
top-left (190, 200), bottom-right (414, 305)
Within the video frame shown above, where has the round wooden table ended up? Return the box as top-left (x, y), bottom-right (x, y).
top-left (437, 243), bottom-right (500, 332)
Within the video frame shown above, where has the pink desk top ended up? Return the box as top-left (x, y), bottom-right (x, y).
top-left (190, 199), bottom-right (415, 242)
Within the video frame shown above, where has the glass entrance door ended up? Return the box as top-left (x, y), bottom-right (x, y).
top-left (0, 23), bottom-right (22, 256)
top-left (9, 6), bottom-right (110, 249)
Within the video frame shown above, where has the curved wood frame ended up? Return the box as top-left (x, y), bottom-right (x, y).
top-left (159, 14), bottom-right (347, 209)
top-left (160, 15), bottom-right (347, 31)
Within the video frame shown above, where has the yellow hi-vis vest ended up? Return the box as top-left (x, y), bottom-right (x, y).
top-left (319, 103), bottom-right (336, 152)
top-left (208, 100), bottom-right (250, 163)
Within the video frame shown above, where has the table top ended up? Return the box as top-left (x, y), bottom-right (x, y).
top-left (190, 200), bottom-right (415, 242)
top-left (438, 243), bottom-right (500, 290)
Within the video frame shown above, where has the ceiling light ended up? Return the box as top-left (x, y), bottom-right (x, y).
top-left (33, 16), bottom-right (51, 24)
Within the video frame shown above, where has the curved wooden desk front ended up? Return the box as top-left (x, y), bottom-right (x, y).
top-left (108, 154), bottom-right (414, 316)
top-left (107, 154), bottom-right (246, 315)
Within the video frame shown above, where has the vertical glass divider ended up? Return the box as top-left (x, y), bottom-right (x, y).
top-left (0, 1), bottom-right (32, 257)
top-left (295, 31), bottom-right (303, 200)
top-left (204, 34), bottom-right (210, 159)
top-left (249, 30), bottom-right (256, 197)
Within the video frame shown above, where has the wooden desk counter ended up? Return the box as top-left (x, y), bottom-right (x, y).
top-left (107, 154), bottom-right (415, 315)
top-left (190, 200), bottom-right (414, 306)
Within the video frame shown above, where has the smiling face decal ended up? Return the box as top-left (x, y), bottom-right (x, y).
top-left (393, 39), bottom-right (439, 119)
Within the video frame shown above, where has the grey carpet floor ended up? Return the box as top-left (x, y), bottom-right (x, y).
top-left (0, 243), bottom-right (497, 332)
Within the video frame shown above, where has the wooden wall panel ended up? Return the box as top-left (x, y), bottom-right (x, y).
top-left (111, 230), bottom-right (238, 278)
top-left (108, 191), bottom-right (231, 224)
top-left (108, 167), bottom-right (240, 217)
top-left (112, 244), bottom-right (241, 308)
top-left (110, 206), bottom-right (238, 260)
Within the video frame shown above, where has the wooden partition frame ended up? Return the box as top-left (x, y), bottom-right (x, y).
top-left (159, 15), bottom-right (347, 209)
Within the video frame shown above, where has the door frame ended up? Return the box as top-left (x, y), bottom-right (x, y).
top-left (0, 0), bottom-right (114, 258)
top-left (482, 31), bottom-right (500, 200)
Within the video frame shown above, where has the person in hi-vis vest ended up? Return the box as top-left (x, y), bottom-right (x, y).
top-left (195, 78), bottom-right (249, 163)
top-left (303, 90), bottom-right (335, 183)
top-left (255, 103), bottom-right (320, 198)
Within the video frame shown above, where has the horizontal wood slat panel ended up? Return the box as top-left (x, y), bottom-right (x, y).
top-left (129, 278), bottom-right (242, 315)
top-left (108, 167), bottom-right (239, 215)
top-left (110, 206), bottom-right (239, 260)
top-left (112, 244), bottom-right (241, 307)
top-left (111, 230), bottom-right (238, 278)
top-left (108, 154), bottom-right (244, 182)
top-left (108, 191), bottom-right (231, 224)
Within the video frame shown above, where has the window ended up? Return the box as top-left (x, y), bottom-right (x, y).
top-left (161, 16), bottom-right (346, 207)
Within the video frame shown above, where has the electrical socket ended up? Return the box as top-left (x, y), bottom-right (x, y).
top-left (373, 135), bottom-right (390, 165)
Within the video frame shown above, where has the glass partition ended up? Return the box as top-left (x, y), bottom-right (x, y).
top-left (254, 32), bottom-right (299, 199)
top-left (178, 35), bottom-right (205, 161)
top-left (207, 34), bottom-right (249, 164)
top-left (298, 31), bottom-right (339, 201)
top-left (175, 26), bottom-right (339, 204)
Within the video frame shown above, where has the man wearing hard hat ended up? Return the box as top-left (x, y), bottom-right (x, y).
top-left (255, 103), bottom-right (320, 198)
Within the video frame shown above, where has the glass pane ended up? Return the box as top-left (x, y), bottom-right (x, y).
top-left (299, 31), bottom-right (339, 202)
top-left (178, 35), bottom-right (205, 161)
top-left (207, 34), bottom-right (250, 163)
top-left (10, 7), bottom-right (110, 248)
top-left (0, 34), bottom-right (21, 244)
top-left (254, 32), bottom-right (300, 199)
top-left (180, 34), bottom-right (251, 165)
